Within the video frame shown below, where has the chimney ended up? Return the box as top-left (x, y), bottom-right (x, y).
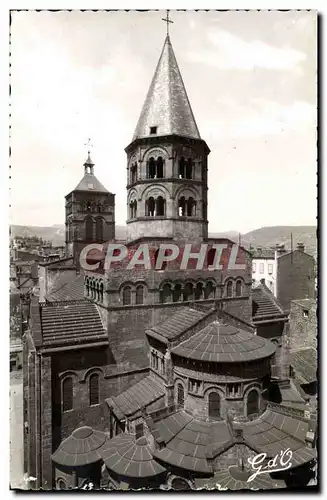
top-left (276, 244), bottom-right (286, 257)
top-left (297, 242), bottom-right (305, 252)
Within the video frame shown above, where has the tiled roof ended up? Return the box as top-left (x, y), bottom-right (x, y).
top-left (252, 284), bottom-right (286, 320)
top-left (100, 434), bottom-right (165, 478)
top-left (40, 257), bottom-right (75, 269)
top-left (290, 348), bottom-right (317, 384)
top-left (47, 275), bottom-right (85, 302)
top-left (153, 411), bottom-right (231, 474)
top-left (196, 467), bottom-right (284, 490)
top-left (171, 320), bottom-right (276, 363)
top-left (242, 407), bottom-right (316, 468)
top-left (292, 299), bottom-right (316, 310)
top-left (74, 173), bottom-right (109, 193)
top-left (251, 249), bottom-right (275, 260)
top-left (40, 301), bottom-right (107, 347)
top-left (132, 35), bottom-right (201, 142)
top-left (52, 426), bottom-right (107, 467)
top-left (106, 376), bottom-right (165, 419)
top-left (146, 307), bottom-right (212, 343)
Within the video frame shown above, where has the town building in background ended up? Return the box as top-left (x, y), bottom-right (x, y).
top-left (251, 243), bottom-right (315, 313)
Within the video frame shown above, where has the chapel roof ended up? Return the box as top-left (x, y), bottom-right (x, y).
top-left (100, 433), bottom-right (165, 479)
top-left (51, 426), bottom-right (107, 467)
top-left (171, 320), bottom-right (276, 363)
top-left (132, 35), bottom-right (201, 142)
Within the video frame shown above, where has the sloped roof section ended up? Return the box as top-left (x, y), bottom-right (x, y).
top-left (74, 172), bottom-right (109, 193)
top-left (252, 284), bottom-right (286, 320)
top-left (40, 301), bottom-right (107, 347)
top-left (146, 307), bottom-right (212, 343)
top-left (133, 35), bottom-right (200, 141)
top-left (106, 376), bottom-right (165, 419)
top-left (47, 274), bottom-right (85, 302)
top-left (290, 348), bottom-right (317, 384)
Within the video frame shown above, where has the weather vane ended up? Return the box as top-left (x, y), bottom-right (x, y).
top-left (162, 10), bottom-right (174, 35)
top-left (84, 138), bottom-right (93, 155)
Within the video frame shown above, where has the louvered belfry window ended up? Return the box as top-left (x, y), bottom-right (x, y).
top-left (89, 373), bottom-right (100, 406)
top-left (62, 377), bottom-right (73, 412)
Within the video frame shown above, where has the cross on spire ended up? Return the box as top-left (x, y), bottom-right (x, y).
top-left (84, 137), bottom-right (93, 155)
top-left (161, 10), bottom-right (174, 35)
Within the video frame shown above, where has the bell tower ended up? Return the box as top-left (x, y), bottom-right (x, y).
top-left (65, 150), bottom-right (115, 264)
top-left (125, 23), bottom-right (210, 242)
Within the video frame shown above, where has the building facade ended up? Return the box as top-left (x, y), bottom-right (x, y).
top-left (23, 30), bottom-right (317, 491)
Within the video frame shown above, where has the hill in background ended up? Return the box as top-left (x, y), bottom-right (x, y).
top-left (10, 224), bottom-right (317, 257)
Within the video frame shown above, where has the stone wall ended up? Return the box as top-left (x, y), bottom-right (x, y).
top-left (277, 251), bottom-right (315, 312)
top-left (289, 301), bottom-right (317, 350)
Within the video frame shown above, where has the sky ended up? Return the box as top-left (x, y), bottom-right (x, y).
top-left (9, 10), bottom-right (317, 234)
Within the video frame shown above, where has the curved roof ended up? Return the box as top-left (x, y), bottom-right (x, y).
top-left (100, 434), bottom-right (165, 478)
top-left (132, 35), bottom-right (200, 141)
top-left (51, 426), bottom-right (107, 467)
top-left (171, 320), bottom-right (276, 363)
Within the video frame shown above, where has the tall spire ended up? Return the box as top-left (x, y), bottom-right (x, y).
top-left (132, 34), bottom-right (201, 141)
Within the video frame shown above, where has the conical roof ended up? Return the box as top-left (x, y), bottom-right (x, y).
top-left (171, 320), bottom-right (276, 363)
top-left (132, 35), bottom-right (200, 141)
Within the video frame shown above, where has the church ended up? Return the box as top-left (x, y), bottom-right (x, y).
top-left (22, 22), bottom-right (316, 491)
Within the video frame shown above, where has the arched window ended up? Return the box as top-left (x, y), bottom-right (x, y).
top-left (247, 389), bottom-right (259, 417)
top-left (177, 383), bottom-right (185, 407)
top-left (129, 200), bottom-right (137, 219)
top-left (146, 197), bottom-right (155, 216)
top-left (148, 157), bottom-right (156, 179)
top-left (86, 201), bottom-right (92, 212)
top-left (62, 377), bottom-right (73, 412)
top-left (178, 196), bottom-right (186, 217)
top-left (95, 283), bottom-right (100, 301)
top-left (236, 279), bottom-right (242, 297)
top-left (97, 203), bottom-right (102, 213)
top-left (99, 282), bottom-right (104, 302)
top-left (130, 163), bottom-right (137, 183)
top-left (85, 215), bottom-right (93, 241)
top-left (122, 286), bottom-right (132, 305)
top-left (207, 248), bottom-right (216, 267)
top-left (136, 284), bottom-right (144, 305)
top-left (173, 284), bottom-right (182, 302)
top-left (157, 157), bottom-right (164, 178)
top-left (194, 283), bottom-right (204, 300)
top-left (204, 281), bottom-right (216, 299)
top-left (187, 197), bottom-right (195, 217)
top-left (89, 373), bottom-right (100, 406)
top-left (208, 392), bottom-right (220, 420)
top-left (179, 157), bottom-right (185, 178)
top-left (226, 280), bottom-right (233, 298)
top-left (156, 196), bottom-right (165, 216)
top-left (95, 217), bottom-right (103, 241)
top-left (160, 284), bottom-right (172, 303)
top-left (183, 282), bottom-right (194, 301)
top-left (57, 479), bottom-right (66, 490)
top-left (186, 158), bottom-right (193, 179)
top-left (85, 279), bottom-right (90, 297)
